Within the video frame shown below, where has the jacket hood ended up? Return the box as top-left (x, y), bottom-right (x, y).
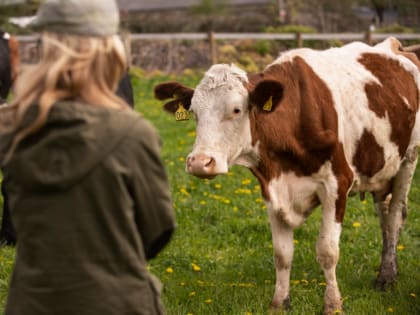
top-left (0, 101), bottom-right (137, 191)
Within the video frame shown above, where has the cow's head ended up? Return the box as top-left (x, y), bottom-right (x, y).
top-left (155, 64), bottom-right (257, 179)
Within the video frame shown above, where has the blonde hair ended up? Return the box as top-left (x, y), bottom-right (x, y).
top-left (5, 31), bottom-right (128, 160)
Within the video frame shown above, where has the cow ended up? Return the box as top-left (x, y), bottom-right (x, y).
top-left (403, 43), bottom-right (420, 60)
top-left (0, 30), bottom-right (20, 246)
top-left (154, 37), bottom-right (420, 314)
top-left (0, 30), bottom-right (19, 101)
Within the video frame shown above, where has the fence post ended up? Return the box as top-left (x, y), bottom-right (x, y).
top-left (208, 31), bottom-right (217, 64)
top-left (365, 29), bottom-right (372, 45)
top-left (295, 32), bottom-right (303, 48)
top-left (120, 31), bottom-right (132, 68)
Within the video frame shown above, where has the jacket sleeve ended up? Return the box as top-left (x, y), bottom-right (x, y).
top-left (129, 118), bottom-right (176, 260)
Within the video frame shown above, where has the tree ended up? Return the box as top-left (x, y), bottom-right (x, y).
top-left (282, 0), bottom-right (356, 32)
top-left (370, 0), bottom-right (387, 25)
top-left (190, 0), bottom-right (227, 32)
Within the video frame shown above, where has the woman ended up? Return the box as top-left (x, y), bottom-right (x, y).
top-left (0, 1), bottom-right (175, 314)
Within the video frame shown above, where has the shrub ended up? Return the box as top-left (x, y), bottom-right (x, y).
top-left (376, 23), bottom-right (415, 33)
top-left (265, 24), bottom-right (317, 34)
top-left (254, 40), bottom-right (271, 56)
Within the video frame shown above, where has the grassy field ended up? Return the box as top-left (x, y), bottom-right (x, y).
top-left (0, 72), bottom-right (419, 315)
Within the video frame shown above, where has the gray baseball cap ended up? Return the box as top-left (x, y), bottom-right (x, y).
top-left (29, 0), bottom-right (120, 37)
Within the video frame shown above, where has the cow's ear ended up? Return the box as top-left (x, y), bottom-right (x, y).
top-left (249, 80), bottom-right (284, 112)
top-left (154, 82), bottom-right (194, 113)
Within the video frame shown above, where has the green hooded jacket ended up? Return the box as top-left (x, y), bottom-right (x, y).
top-left (0, 101), bottom-right (175, 315)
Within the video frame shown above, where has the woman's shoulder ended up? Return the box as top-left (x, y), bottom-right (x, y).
top-left (109, 108), bottom-right (160, 146)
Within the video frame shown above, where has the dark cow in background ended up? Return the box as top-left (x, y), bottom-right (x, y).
top-left (0, 30), bottom-right (19, 102)
top-left (155, 37), bottom-right (420, 314)
top-left (0, 30), bottom-right (20, 245)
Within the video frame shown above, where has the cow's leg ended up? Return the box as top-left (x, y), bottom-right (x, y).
top-left (267, 207), bottom-right (294, 310)
top-left (316, 172), bottom-right (351, 315)
top-left (0, 174), bottom-right (16, 246)
top-left (374, 147), bottom-right (418, 290)
top-left (316, 210), bottom-right (342, 315)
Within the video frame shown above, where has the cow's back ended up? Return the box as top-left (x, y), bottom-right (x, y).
top-left (271, 38), bottom-right (419, 192)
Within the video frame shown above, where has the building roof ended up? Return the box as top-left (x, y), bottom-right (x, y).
top-left (116, 0), bottom-right (272, 12)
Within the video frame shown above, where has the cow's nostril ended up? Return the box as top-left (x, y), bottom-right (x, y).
top-left (205, 157), bottom-right (215, 168)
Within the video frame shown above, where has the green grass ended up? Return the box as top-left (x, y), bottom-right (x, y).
top-left (1, 73), bottom-right (419, 315)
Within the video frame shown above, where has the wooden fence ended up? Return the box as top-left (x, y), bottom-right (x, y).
top-left (16, 31), bottom-right (420, 69)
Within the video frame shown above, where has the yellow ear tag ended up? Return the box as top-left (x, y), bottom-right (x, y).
top-left (263, 96), bottom-right (273, 112)
top-left (175, 103), bottom-right (190, 121)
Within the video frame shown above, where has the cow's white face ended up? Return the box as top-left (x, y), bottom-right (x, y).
top-left (186, 64), bottom-right (256, 178)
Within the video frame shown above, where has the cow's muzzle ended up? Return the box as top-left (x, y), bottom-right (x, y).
top-left (186, 153), bottom-right (218, 179)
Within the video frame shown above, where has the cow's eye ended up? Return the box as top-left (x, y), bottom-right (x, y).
top-left (233, 108), bottom-right (241, 114)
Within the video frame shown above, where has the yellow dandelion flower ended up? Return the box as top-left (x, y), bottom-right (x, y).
top-left (227, 171), bottom-right (234, 176)
top-left (245, 312), bottom-right (252, 315)
top-left (291, 280), bottom-right (300, 285)
top-left (255, 198), bottom-right (263, 203)
top-left (179, 156), bottom-right (185, 162)
top-left (410, 293), bottom-right (416, 298)
top-left (166, 267), bottom-right (174, 273)
top-left (187, 313), bottom-right (194, 315)
top-left (180, 282), bottom-right (186, 286)
top-left (233, 206), bottom-right (239, 212)
top-left (293, 239), bottom-right (299, 244)
top-left (200, 200), bottom-right (206, 205)
top-left (387, 307), bottom-right (394, 313)
top-left (268, 243), bottom-right (273, 249)
top-left (223, 199), bottom-right (231, 204)
top-left (234, 188), bottom-right (252, 194)
top-left (333, 310), bottom-right (342, 314)
top-left (352, 221), bottom-right (361, 228)
top-left (214, 183), bottom-right (222, 189)
top-left (189, 291), bottom-right (196, 297)
top-left (179, 187), bottom-right (190, 196)
top-left (264, 280), bottom-right (272, 284)
top-left (319, 282), bottom-right (327, 286)
top-left (397, 244), bottom-right (404, 251)
top-left (191, 263), bottom-right (201, 272)
top-left (241, 178), bottom-right (252, 185)
top-left (187, 131), bottom-right (196, 137)
top-left (204, 299), bottom-right (213, 304)
top-left (301, 279), bottom-right (309, 285)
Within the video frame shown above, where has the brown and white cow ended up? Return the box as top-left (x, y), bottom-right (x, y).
top-left (154, 37), bottom-right (420, 314)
